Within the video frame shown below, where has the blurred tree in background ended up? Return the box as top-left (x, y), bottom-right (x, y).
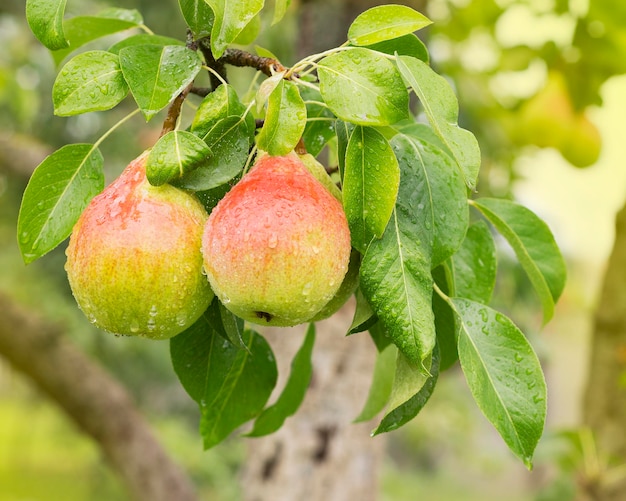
top-left (1, 0), bottom-right (625, 500)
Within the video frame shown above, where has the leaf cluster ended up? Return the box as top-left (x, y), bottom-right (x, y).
top-left (20, 0), bottom-right (567, 467)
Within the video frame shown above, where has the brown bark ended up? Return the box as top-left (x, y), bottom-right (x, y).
top-left (241, 307), bottom-right (383, 501)
top-left (0, 293), bottom-right (199, 501)
top-left (583, 202), bottom-right (626, 500)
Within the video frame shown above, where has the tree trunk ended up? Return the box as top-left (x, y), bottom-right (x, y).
top-left (583, 202), bottom-right (626, 500)
top-left (0, 293), bottom-right (199, 501)
top-left (241, 307), bottom-right (384, 501)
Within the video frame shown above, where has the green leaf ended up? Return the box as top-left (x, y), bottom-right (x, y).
top-left (396, 55), bottom-right (481, 188)
top-left (394, 121), bottom-right (452, 156)
top-left (318, 48), bottom-right (409, 126)
top-left (335, 120), bottom-right (354, 181)
top-left (354, 343), bottom-right (396, 423)
top-left (51, 12), bottom-right (141, 65)
top-left (202, 297), bottom-right (246, 349)
top-left (191, 83), bottom-right (254, 139)
top-left (179, 0), bottom-right (215, 38)
top-left (178, 116), bottom-right (250, 191)
top-left (298, 153), bottom-right (342, 202)
top-left (254, 45), bottom-right (279, 59)
top-left (391, 133), bottom-right (469, 266)
top-left (97, 7), bottom-right (143, 24)
top-left (247, 324), bottom-right (316, 436)
top-left (374, 345), bottom-right (439, 434)
top-left (205, 0), bottom-right (265, 59)
top-left (386, 351), bottom-right (431, 410)
top-left (452, 298), bottom-right (547, 468)
top-left (119, 44), bottom-right (202, 121)
top-left (348, 5), bottom-right (432, 46)
top-left (472, 198), bottom-right (567, 323)
top-left (254, 71), bottom-right (285, 114)
top-left (52, 51), bottom-right (128, 116)
top-left (450, 220), bottom-right (496, 303)
top-left (365, 34), bottom-right (429, 62)
top-left (26, 0), bottom-right (69, 50)
top-left (432, 266), bottom-right (458, 371)
top-left (368, 322), bottom-right (392, 352)
top-left (170, 318), bottom-right (277, 449)
top-left (300, 87), bottom-right (336, 157)
top-left (17, 144), bottom-right (104, 263)
top-left (256, 79), bottom-right (307, 156)
top-left (108, 34), bottom-right (185, 54)
top-left (233, 14), bottom-right (261, 45)
top-left (343, 126), bottom-right (399, 253)
top-left (348, 287), bottom-right (377, 335)
top-left (272, 0), bottom-right (292, 25)
top-left (360, 208), bottom-right (436, 368)
top-left (146, 130), bottom-right (212, 186)
top-left (219, 302), bottom-right (247, 350)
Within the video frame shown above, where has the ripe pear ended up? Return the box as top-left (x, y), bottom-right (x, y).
top-left (310, 249), bottom-right (360, 322)
top-left (202, 153), bottom-right (351, 326)
top-left (65, 152), bottom-right (213, 339)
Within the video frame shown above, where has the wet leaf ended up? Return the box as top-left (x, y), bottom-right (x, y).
top-left (53, 51), bottom-right (128, 116)
top-left (146, 130), bottom-right (211, 186)
top-left (17, 144), bottom-right (104, 263)
top-left (452, 298), bottom-right (547, 469)
top-left (348, 5), bottom-right (431, 46)
top-left (318, 48), bottom-right (409, 126)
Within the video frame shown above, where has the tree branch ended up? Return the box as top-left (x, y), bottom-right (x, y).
top-left (160, 82), bottom-right (194, 137)
top-left (198, 39), bottom-right (228, 90)
top-left (0, 293), bottom-right (199, 501)
top-left (221, 48), bottom-right (287, 77)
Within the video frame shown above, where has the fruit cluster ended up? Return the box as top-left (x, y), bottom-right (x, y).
top-left (65, 151), bottom-right (352, 339)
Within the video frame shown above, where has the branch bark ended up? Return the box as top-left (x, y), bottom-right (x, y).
top-left (0, 293), bottom-right (199, 501)
top-left (241, 307), bottom-right (383, 501)
top-left (583, 202), bottom-right (626, 500)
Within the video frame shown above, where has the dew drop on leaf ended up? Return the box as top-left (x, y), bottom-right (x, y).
top-left (479, 308), bottom-right (488, 323)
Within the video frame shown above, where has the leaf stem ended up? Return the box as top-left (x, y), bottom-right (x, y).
top-left (202, 65), bottom-right (228, 87)
top-left (292, 76), bottom-right (320, 93)
top-left (432, 281), bottom-right (452, 306)
top-left (92, 108), bottom-right (142, 151)
top-left (288, 45), bottom-right (353, 77)
top-left (139, 24), bottom-right (154, 35)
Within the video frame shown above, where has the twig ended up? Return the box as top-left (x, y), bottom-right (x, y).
top-left (160, 82), bottom-right (194, 137)
top-left (221, 48), bottom-right (288, 77)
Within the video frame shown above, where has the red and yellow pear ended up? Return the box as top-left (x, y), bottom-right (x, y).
top-left (202, 152), bottom-right (351, 326)
top-left (65, 152), bottom-right (213, 339)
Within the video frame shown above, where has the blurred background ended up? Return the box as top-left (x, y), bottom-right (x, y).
top-left (1, 0), bottom-right (625, 500)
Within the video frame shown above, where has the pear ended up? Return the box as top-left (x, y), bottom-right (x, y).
top-left (561, 113), bottom-right (602, 168)
top-left (65, 152), bottom-right (213, 339)
top-left (310, 249), bottom-right (360, 322)
top-left (202, 153), bottom-right (351, 326)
